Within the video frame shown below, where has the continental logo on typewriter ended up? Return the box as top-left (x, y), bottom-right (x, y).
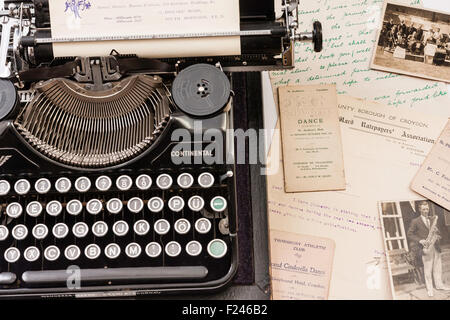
top-left (171, 150), bottom-right (214, 158)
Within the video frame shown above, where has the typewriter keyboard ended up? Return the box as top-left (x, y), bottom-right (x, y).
top-left (0, 170), bottom-right (233, 289)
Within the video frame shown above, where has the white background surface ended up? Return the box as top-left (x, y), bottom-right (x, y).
top-left (263, 0), bottom-right (450, 139)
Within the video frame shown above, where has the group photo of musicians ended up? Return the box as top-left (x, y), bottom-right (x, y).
top-left (372, 3), bottom-right (450, 83)
top-left (381, 200), bottom-right (450, 300)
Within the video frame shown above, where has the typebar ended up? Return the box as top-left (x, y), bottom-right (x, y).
top-left (22, 266), bottom-right (209, 284)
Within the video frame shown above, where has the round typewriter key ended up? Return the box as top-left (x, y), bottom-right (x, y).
top-left (168, 196), bottom-right (185, 212)
top-left (188, 196), bottom-right (205, 212)
top-left (116, 175), bottom-right (133, 191)
top-left (32, 224), bottom-right (48, 240)
top-left (4, 247), bottom-right (20, 263)
top-left (86, 199), bottom-right (103, 215)
top-left (0, 225), bottom-right (9, 241)
top-left (55, 177), bottom-right (71, 193)
top-left (95, 176), bottom-right (112, 192)
top-left (0, 180), bottom-right (10, 196)
top-left (67, 199), bottom-right (83, 216)
top-left (177, 173), bottom-right (194, 189)
top-left (186, 241), bottom-right (202, 257)
top-left (65, 245), bottom-right (81, 261)
top-left (112, 220), bottom-right (129, 237)
top-left (136, 174), bottom-right (152, 191)
top-left (148, 197), bottom-right (164, 213)
top-left (210, 196), bottom-right (227, 212)
top-left (72, 222), bottom-right (89, 238)
top-left (46, 200), bottom-right (63, 217)
top-left (35, 178), bottom-right (51, 194)
top-left (165, 241), bottom-right (182, 258)
top-left (26, 201), bottom-right (43, 218)
top-left (145, 242), bottom-right (162, 258)
top-left (106, 198), bottom-right (123, 214)
top-left (134, 220), bottom-right (150, 236)
top-left (156, 174), bottom-right (173, 190)
top-left (127, 197), bottom-right (144, 213)
top-left (52, 223), bottom-right (69, 239)
top-left (198, 173), bottom-right (214, 189)
top-left (6, 202), bottom-right (22, 218)
top-left (207, 239), bottom-right (227, 259)
top-left (105, 243), bottom-right (121, 259)
top-left (85, 244), bottom-right (101, 260)
top-left (125, 243), bottom-right (142, 259)
top-left (44, 245), bottom-right (60, 261)
top-left (92, 221), bottom-right (108, 237)
top-left (195, 218), bottom-right (212, 234)
top-left (14, 179), bottom-right (31, 195)
top-left (174, 219), bottom-right (191, 235)
top-left (154, 219), bottom-right (170, 235)
top-left (24, 246), bottom-right (40, 262)
top-left (75, 177), bottom-right (91, 193)
top-left (12, 224), bottom-right (28, 241)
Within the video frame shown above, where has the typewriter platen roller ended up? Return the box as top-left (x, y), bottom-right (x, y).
top-left (0, 0), bottom-right (322, 298)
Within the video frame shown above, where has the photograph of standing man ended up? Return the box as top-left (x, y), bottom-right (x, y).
top-left (407, 201), bottom-right (450, 297)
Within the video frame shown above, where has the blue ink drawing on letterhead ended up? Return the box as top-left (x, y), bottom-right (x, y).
top-left (65, 0), bottom-right (92, 19)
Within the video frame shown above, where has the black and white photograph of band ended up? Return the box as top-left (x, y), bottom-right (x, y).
top-left (379, 200), bottom-right (450, 300)
top-left (371, 1), bottom-right (450, 83)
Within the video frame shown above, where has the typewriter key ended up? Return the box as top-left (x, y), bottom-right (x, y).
top-left (145, 242), bottom-right (162, 258)
top-left (116, 175), bottom-right (133, 191)
top-left (198, 173), bottom-right (214, 189)
top-left (86, 199), bottom-right (103, 215)
top-left (165, 241), bottom-right (182, 258)
top-left (188, 196), bottom-right (205, 212)
top-left (72, 222), bottom-right (89, 238)
top-left (0, 180), bottom-right (10, 196)
top-left (172, 64), bottom-right (231, 117)
top-left (127, 197), bottom-right (144, 213)
top-left (168, 196), bottom-right (185, 212)
top-left (186, 241), bottom-right (202, 257)
top-left (32, 224), bottom-right (48, 240)
top-left (12, 224), bottom-right (28, 240)
top-left (105, 243), bottom-right (121, 259)
top-left (177, 173), bottom-right (194, 189)
top-left (125, 243), bottom-right (142, 259)
top-left (67, 199), bottom-right (83, 216)
top-left (136, 174), bottom-right (152, 190)
top-left (52, 223), bottom-right (69, 239)
top-left (148, 197), bottom-right (164, 213)
top-left (26, 201), bottom-right (43, 217)
top-left (92, 221), bottom-right (108, 237)
top-left (75, 177), bottom-right (91, 193)
top-left (156, 174), bottom-right (173, 190)
top-left (134, 220), bottom-right (150, 236)
top-left (44, 246), bottom-right (60, 261)
top-left (24, 247), bottom-right (40, 262)
top-left (85, 244), bottom-right (101, 260)
top-left (112, 221), bottom-right (129, 237)
top-left (207, 239), bottom-right (227, 259)
top-left (0, 225), bottom-right (9, 241)
top-left (96, 176), bottom-right (112, 192)
top-left (107, 198), bottom-right (123, 214)
top-left (195, 218), bottom-right (211, 234)
top-left (35, 178), bottom-right (51, 194)
top-left (14, 179), bottom-right (31, 195)
top-left (46, 200), bottom-right (63, 217)
top-left (174, 219), bottom-right (191, 235)
top-left (55, 177), bottom-right (71, 194)
top-left (6, 202), bottom-right (22, 218)
top-left (65, 245), bottom-right (81, 261)
top-left (4, 247), bottom-right (20, 263)
top-left (154, 219), bottom-right (170, 235)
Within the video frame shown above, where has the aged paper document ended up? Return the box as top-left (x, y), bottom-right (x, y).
top-left (49, 0), bottom-right (241, 58)
top-left (412, 120), bottom-right (450, 211)
top-left (269, 0), bottom-right (450, 115)
top-left (267, 95), bottom-right (448, 299)
top-left (270, 230), bottom-right (335, 300)
top-left (278, 85), bottom-right (345, 192)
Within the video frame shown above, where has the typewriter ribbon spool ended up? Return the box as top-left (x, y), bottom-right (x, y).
top-left (172, 64), bottom-right (231, 117)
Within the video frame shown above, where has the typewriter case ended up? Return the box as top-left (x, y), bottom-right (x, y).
top-left (0, 0), bottom-right (321, 298)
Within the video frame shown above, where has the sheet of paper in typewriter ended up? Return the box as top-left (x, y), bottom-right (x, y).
top-left (266, 95), bottom-right (448, 299)
top-left (49, 0), bottom-right (241, 58)
top-left (269, 0), bottom-right (450, 116)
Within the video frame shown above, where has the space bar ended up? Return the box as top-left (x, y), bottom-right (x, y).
top-left (22, 266), bottom-right (209, 284)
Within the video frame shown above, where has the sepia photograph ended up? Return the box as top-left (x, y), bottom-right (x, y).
top-left (371, 1), bottom-right (450, 83)
top-left (380, 200), bottom-right (450, 300)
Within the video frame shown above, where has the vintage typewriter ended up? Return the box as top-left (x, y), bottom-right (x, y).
top-left (0, 0), bottom-right (322, 298)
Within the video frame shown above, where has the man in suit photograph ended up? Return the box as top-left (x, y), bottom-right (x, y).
top-left (407, 201), bottom-right (450, 297)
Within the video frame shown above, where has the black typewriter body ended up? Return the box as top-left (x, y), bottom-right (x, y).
top-left (0, 0), bottom-right (321, 298)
